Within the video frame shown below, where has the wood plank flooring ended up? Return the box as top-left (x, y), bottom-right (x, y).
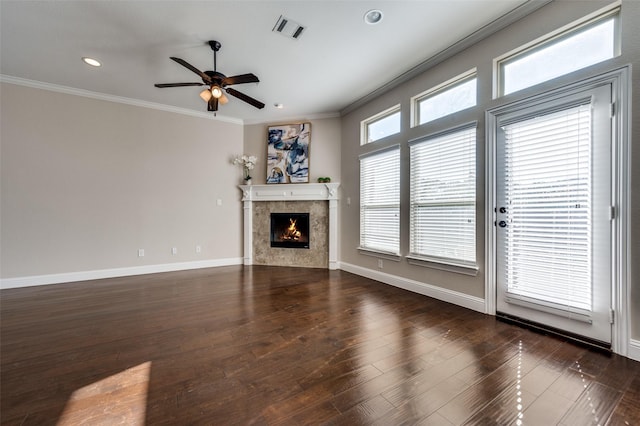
top-left (1, 266), bottom-right (639, 425)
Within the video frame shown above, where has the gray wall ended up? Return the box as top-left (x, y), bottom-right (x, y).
top-left (0, 84), bottom-right (343, 280)
top-left (1, 83), bottom-right (245, 277)
top-left (339, 0), bottom-right (640, 339)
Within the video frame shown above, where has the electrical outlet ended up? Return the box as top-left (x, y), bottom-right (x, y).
top-left (378, 259), bottom-right (383, 269)
top-left (172, 247), bottom-right (178, 255)
top-left (138, 249), bottom-right (145, 257)
top-left (196, 245), bottom-right (201, 254)
top-left (217, 199), bottom-right (223, 206)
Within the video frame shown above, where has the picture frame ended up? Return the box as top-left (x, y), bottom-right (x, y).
top-left (267, 123), bottom-right (310, 184)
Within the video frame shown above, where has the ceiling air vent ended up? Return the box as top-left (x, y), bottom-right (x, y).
top-left (273, 15), bottom-right (305, 39)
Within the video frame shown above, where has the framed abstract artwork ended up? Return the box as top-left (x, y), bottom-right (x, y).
top-left (267, 123), bottom-right (310, 184)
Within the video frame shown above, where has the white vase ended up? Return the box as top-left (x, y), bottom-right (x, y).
top-left (245, 178), bottom-right (252, 185)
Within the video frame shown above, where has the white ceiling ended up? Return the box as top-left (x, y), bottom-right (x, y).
top-left (1, 0), bottom-right (533, 124)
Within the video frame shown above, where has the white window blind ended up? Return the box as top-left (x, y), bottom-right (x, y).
top-left (409, 125), bottom-right (476, 265)
top-left (501, 103), bottom-right (592, 311)
top-left (360, 146), bottom-right (400, 254)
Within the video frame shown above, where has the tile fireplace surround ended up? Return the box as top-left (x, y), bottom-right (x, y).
top-left (239, 183), bottom-right (340, 269)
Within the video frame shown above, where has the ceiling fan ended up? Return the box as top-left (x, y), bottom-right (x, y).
top-left (155, 40), bottom-right (265, 113)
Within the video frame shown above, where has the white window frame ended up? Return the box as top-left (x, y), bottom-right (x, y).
top-left (486, 66), bottom-right (631, 357)
top-left (411, 69), bottom-right (477, 128)
top-left (360, 104), bottom-right (401, 145)
top-left (493, 2), bottom-right (621, 98)
top-left (407, 122), bottom-right (478, 275)
top-left (358, 145), bottom-right (401, 257)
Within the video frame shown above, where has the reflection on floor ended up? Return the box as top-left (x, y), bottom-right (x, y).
top-left (1, 265), bottom-right (638, 425)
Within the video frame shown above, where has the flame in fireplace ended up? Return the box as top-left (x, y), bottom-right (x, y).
top-left (281, 218), bottom-right (302, 241)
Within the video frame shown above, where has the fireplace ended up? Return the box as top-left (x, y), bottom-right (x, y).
top-left (240, 183), bottom-right (339, 269)
top-left (270, 213), bottom-right (310, 249)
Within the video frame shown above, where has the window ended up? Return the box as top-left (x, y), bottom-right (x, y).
top-left (497, 8), bottom-right (619, 96)
top-left (359, 146), bottom-right (400, 255)
top-left (409, 124), bottom-right (476, 267)
top-left (361, 105), bottom-right (401, 144)
top-left (412, 70), bottom-right (476, 126)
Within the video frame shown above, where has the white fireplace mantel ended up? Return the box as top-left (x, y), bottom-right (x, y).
top-left (239, 183), bottom-right (340, 269)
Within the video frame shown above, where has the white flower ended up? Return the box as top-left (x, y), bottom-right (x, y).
top-left (232, 154), bottom-right (257, 168)
top-left (232, 154), bottom-right (257, 179)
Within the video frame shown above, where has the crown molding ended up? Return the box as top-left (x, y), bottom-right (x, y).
top-left (0, 75), bottom-right (244, 125)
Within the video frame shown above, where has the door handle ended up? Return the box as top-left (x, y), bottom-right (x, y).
top-left (499, 207), bottom-right (507, 214)
top-left (498, 220), bottom-right (507, 228)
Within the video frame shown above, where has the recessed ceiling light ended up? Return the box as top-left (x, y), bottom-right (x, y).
top-left (82, 57), bottom-right (101, 67)
top-left (364, 9), bottom-right (383, 25)
top-left (274, 103), bottom-right (284, 109)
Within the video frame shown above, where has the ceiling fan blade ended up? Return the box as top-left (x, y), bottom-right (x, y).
top-left (225, 87), bottom-right (265, 109)
top-left (223, 73), bottom-right (260, 86)
top-left (170, 57), bottom-right (211, 84)
top-left (155, 83), bottom-right (204, 88)
top-left (208, 97), bottom-right (219, 112)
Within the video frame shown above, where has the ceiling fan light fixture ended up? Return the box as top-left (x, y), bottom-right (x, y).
top-left (211, 85), bottom-right (223, 98)
top-left (220, 93), bottom-right (229, 105)
top-left (199, 89), bottom-right (212, 102)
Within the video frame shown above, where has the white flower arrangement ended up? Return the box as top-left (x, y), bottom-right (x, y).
top-left (232, 154), bottom-right (258, 181)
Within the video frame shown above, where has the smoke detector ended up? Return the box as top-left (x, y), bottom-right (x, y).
top-left (273, 15), bottom-right (305, 39)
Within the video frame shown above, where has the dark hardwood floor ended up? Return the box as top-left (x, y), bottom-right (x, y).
top-left (1, 266), bottom-right (639, 425)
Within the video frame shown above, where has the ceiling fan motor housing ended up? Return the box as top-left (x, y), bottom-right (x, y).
top-left (205, 70), bottom-right (226, 85)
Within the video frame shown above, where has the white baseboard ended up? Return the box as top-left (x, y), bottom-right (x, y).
top-left (0, 258), bottom-right (243, 290)
top-left (628, 339), bottom-right (640, 362)
top-left (339, 262), bottom-right (486, 313)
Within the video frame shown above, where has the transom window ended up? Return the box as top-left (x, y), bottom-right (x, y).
top-left (412, 70), bottom-right (477, 127)
top-left (496, 7), bottom-right (619, 96)
top-left (361, 105), bottom-right (401, 144)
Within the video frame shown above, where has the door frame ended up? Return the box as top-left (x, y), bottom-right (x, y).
top-left (485, 66), bottom-right (631, 356)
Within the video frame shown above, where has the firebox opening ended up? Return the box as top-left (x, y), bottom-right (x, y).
top-left (270, 213), bottom-right (310, 249)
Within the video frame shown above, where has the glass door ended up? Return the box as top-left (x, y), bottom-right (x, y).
top-left (495, 84), bottom-right (612, 345)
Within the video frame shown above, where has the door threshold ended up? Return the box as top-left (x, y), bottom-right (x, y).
top-left (496, 312), bottom-right (611, 354)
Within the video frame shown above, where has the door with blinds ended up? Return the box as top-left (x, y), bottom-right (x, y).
top-left (495, 84), bottom-right (612, 345)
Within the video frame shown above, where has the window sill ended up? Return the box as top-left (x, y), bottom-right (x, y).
top-left (357, 247), bottom-right (401, 262)
top-left (406, 255), bottom-right (478, 276)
